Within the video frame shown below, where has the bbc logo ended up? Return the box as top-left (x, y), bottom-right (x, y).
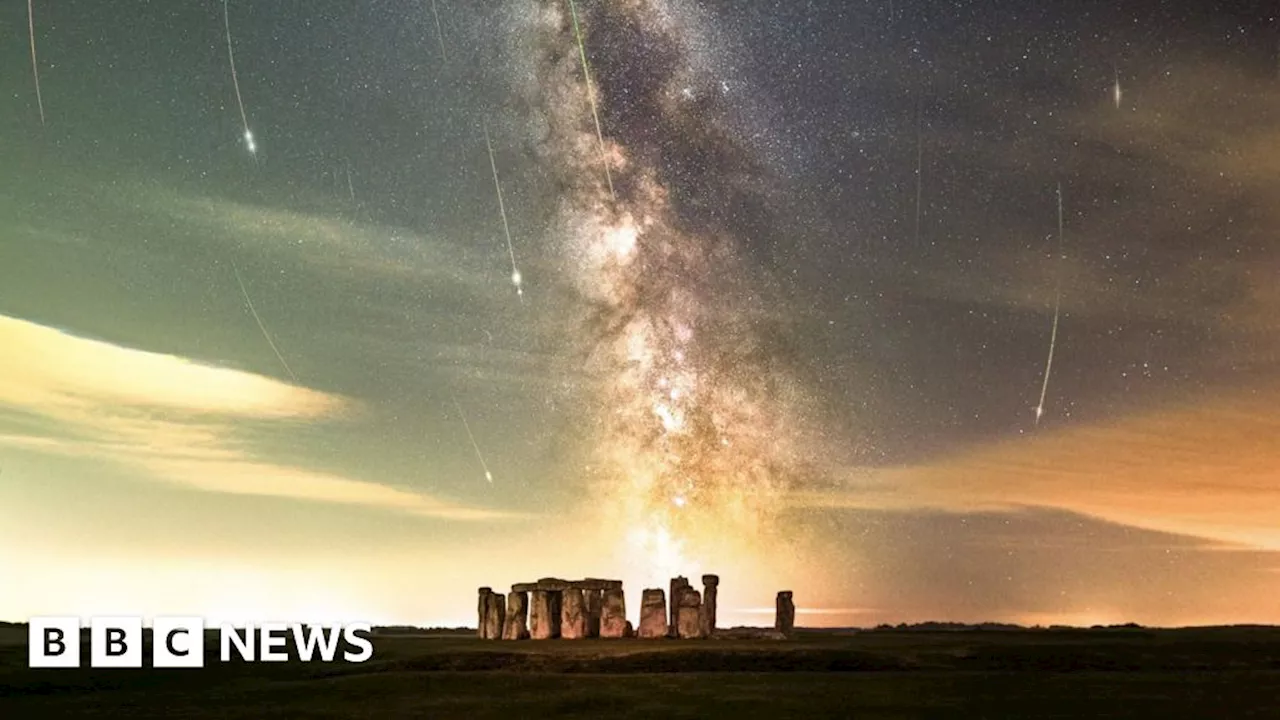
top-left (29, 617), bottom-right (373, 668)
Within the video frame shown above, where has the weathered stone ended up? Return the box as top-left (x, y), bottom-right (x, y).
top-left (530, 589), bottom-right (563, 639)
top-left (585, 589), bottom-right (603, 637)
top-left (484, 592), bottom-right (506, 640)
top-left (775, 590), bottom-right (795, 635)
top-left (699, 574), bottom-right (719, 638)
top-left (668, 577), bottom-right (689, 637)
top-left (638, 588), bottom-right (668, 638)
top-left (579, 578), bottom-right (624, 591)
top-left (600, 588), bottom-right (628, 638)
top-left (677, 588), bottom-right (703, 639)
top-left (511, 578), bottom-right (624, 593)
top-left (624, 620), bottom-right (634, 638)
top-left (549, 590), bottom-right (563, 636)
top-left (478, 587), bottom-right (493, 639)
top-left (561, 587), bottom-right (589, 639)
top-left (502, 591), bottom-right (529, 640)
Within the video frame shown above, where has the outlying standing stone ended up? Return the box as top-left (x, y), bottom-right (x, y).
top-left (699, 574), bottom-right (719, 638)
top-left (600, 588), bottom-right (628, 638)
top-left (561, 587), bottom-right (589, 639)
top-left (503, 590), bottom-right (529, 640)
top-left (775, 590), bottom-right (795, 636)
top-left (638, 588), bottom-right (668, 638)
top-left (677, 588), bottom-right (703, 639)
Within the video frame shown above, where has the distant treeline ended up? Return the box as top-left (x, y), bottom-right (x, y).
top-left (857, 622), bottom-right (1148, 632)
top-left (372, 625), bottom-right (472, 635)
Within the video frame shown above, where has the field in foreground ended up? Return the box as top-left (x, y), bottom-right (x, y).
top-left (3, 625), bottom-right (1280, 718)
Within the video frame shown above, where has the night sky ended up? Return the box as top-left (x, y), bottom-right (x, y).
top-left (2, 0), bottom-right (1279, 628)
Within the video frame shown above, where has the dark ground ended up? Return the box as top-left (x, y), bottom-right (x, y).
top-left (2, 624), bottom-right (1280, 718)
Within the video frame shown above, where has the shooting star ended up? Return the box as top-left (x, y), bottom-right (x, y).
top-left (27, 0), bottom-right (44, 126)
top-left (223, 0), bottom-right (257, 159)
top-left (452, 394), bottom-right (494, 484)
top-left (1034, 183), bottom-right (1065, 426)
top-left (567, 0), bottom-right (615, 201)
top-left (483, 119), bottom-right (524, 302)
top-left (231, 259), bottom-right (298, 384)
top-left (430, 0), bottom-right (447, 63)
top-left (1112, 68), bottom-right (1122, 109)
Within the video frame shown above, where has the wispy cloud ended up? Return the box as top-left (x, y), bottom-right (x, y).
top-left (0, 315), bottom-right (528, 522)
top-left (794, 382), bottom-right (1280, 550)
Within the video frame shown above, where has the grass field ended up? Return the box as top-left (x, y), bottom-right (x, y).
top-left (3, 624), bottom-right (1280, 718)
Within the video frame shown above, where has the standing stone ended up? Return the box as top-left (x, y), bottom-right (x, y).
top-left (477, 587), bottom-right (493, 639)
top-left (668, 577), bottom-right (689, 637)
top-left (484, 592), bottom-right (506, 640)
top-left (638, 588), bottom-right (668, 638)
top-left (775, 590), bottom-right (795, 636)
top-left (677, 588), bottom-right (703, 639)
top-left (561, 587), bottom-right (589, 639)
top-left (699, 574), bottom-right (719, 638)
top-left (600, 588), bottom-right (628, 638)
top-left (586, 589), bottom-right (603, 637)
top-left (624, 620), bottom-right (634, 638)
top-left (530, 589), bottom-right (555, 639)
top-left (503, 591), bottom-right (529, 640)
top-left (548, 591), bottom-right (563, 637)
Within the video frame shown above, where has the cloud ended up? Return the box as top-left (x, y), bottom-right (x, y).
top-left (0, 314), bottom-right (343, 421)
top-left (795, 381), bottom-right (1280, 550)
top-left (0, 314), bottom-right (528, 522)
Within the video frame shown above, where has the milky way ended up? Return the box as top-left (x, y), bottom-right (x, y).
top-left (508, 0), bottom-right (822, 587)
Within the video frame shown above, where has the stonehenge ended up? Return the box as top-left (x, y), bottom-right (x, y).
top-left (476, 574), bottom-right (792, 641)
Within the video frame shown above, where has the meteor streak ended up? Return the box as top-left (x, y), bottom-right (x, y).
top-left (27, 0), bottom-right (44, 126)
top-left (567, 0), bottom-right (615, 201)
top-left (223, 0), bottom-right (257, 159)
top-left (1034, 183), bottom-right (1065, 425)
top-left (430, 0), bottom-right (447, 63)
top-left (483, 119), bottom-right (524, 302)
top-left (452, 394), bottom-right (493, 484)
top-left (1113, 68), bottom-right (1122, 109)
top-left (231, 259), bottom-right (298, 384)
